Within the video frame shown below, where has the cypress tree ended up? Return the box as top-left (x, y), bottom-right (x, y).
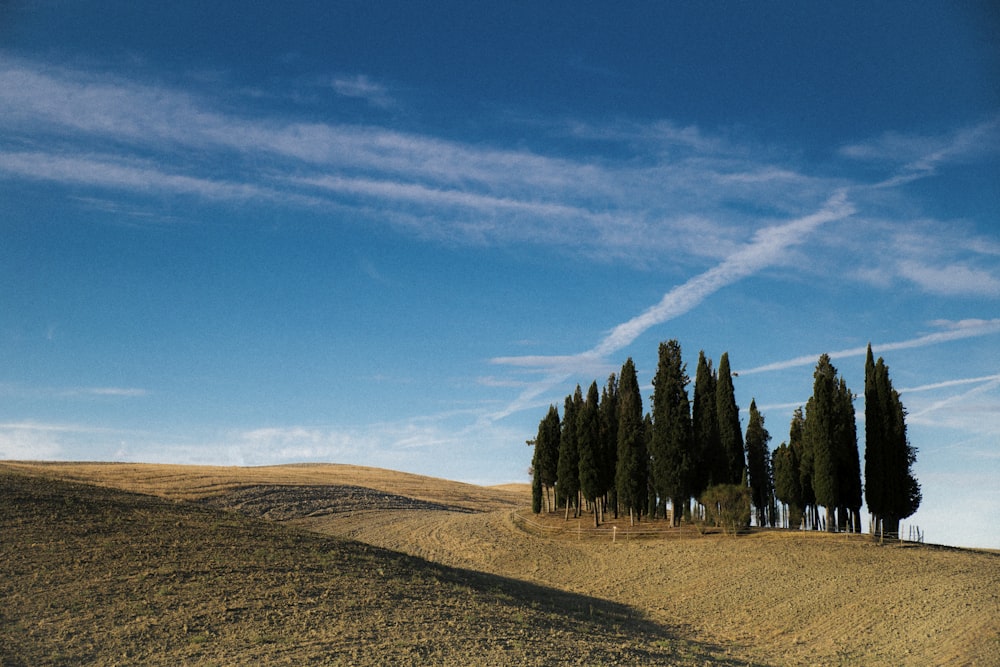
top-left (805, 354), bottom-right (838, 531)
top-left (745, 399), bottom-right (773, 527)
top-left (864, 345), bottom-right (885, 528)
top-left (836, 377), bottom-right (862, 532)
top-left (577, 381), bottom-right (603, 527)
top-left (716, 352), bottom-right (745, 485)
top-left (693, 351), bottom-right (723, 495)
top-left (599, 373), bottom-right (619, 518)
top-left (535, 404), bottom-right (560, 512)
top-left (650, 339), bottom-right (693, 526)
top-left (615, 358), bottom-right (647, 525)
top-left (644, 413), bottom-right (656, 519)
top-left (557, 387), bottom-right (582, 519)
top-left (792, 405), bottom-right (818, 529)
top-left (864, 345), bottom-right (921, 537)
top-left (772, 441), bottom-right (802, 528)
top-left (531, 454), bottom-right (543, 514)
top-left (804, 354), bottom-right (860, 532)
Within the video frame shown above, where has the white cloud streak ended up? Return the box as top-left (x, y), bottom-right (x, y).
top-left (331, 74), bottom-right (394, 108)
top-left (591, 191), bottom-right (854, 357)
top-left (0, 57), bottom-right (837, 263)
top-left (488, 191), bottom-right (856, 420)
top-left (896, 259), bottom-right (1000, 298)
top-left (908, 377), bottom-right (1000, 421)
top-left (840, 116), bottom-right (1000, 188)
top-left (2, 56), bottom-right (997, 432)
top-left (737, 319), bottom-right (1000, 376)
top-left (900, 374), bottom-right (1000, 394)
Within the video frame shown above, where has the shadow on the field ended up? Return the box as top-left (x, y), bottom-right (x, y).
top-left (1, 467), bottom-right (766, 666)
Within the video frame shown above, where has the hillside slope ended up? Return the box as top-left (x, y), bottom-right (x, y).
top-left (0, 467), bottom-right (740, 666)
top-left (5, 461), bottom-right (999, 666)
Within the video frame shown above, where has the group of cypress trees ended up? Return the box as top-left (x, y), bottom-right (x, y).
top-left (530, 340), bottom-right (921, 536)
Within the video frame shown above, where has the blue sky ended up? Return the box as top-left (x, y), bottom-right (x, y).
top-left (2, 2), bottom-right (998, 548)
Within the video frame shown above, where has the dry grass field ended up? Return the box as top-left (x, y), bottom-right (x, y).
top-left (3, 461), bottom-right (999, 666)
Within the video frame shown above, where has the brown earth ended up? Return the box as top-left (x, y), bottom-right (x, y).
top-left (3, 461), bottom-right (999, 666)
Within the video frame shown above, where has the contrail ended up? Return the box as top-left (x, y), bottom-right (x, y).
top-left (900, 374), bottom-right (1000, 394)
top-left (489, 191), bottom-right (854, 420)
top-left (736, 319), bottom-right (1000, 375)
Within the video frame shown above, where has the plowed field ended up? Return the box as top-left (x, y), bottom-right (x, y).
top-left (4, 461), bottom-right (999, 666)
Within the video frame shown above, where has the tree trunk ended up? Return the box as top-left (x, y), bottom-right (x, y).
top-left (672, 497), bottom-right (684, 527)
top-left (825, 506), bottom-right (836, 532)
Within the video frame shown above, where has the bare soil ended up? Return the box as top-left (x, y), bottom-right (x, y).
top-left (4, 461), bottom-right (999, 666)
top-left (0, 465), bottom-right (747, 666)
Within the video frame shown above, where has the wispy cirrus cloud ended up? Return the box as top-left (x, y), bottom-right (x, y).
top-left (331, 74), bottom-right (394, 108)
top-left (896, 260), bottom-right (1000, 297)
top-left (488, 191), bottom-right (856, 420)
top-left (839, 116), bottom-right (1000, 188)
top-left (0, 151), bottom-right (302, 204)
top-left (2, 56), bottom-right (996, 415)
top-left (3, 55), bottom-right (994, 274)
top-left (736, 319), bottom-right (1000, 376)
top-left (0, 56), bottom-right (837, 264)
top-left (0, 382), bottom-right (149, 400)
top-left (0, 420), bottom-right (144, 460)
top-left (900, 374), bottom-right (1000, 394)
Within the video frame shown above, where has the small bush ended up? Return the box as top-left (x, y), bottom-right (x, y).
top-left (699, 484), bottom-right (750, 536)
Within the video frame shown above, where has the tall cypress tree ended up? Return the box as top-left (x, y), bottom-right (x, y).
top-left (745, 399), bottom-right (773, 527)
top-left (693, 351), bottom-right (723, 495)
top-left (644, 413), bottom-right (656, 518)
top-left (716, 352), bottom-right (745, 485)
top-left (615, 358), bottom-right (647, 525)
top-left (864, 345), bottom-right (885, 528)
top-left (804, 354), bottom-right (860, 532)
top-left (650, 339), bottom-right (693, 526)
top-left (599, 373), bottom-right (619, 517)
top-left (772, 440), bottom-right (802, 528)
top-left (792, 405), bottom-right (818, 529)
top-left (865, 344), bottom-right (921, 537)
top-left (805, 354), bottom-right (838, 531)
top-left (577, 381), bottom-right (603, 527)
top-left (557, 387), bottom-right (582, 519)
top-left (531, 447), bottom-right (543, 514)
top-left (534, 404), bottom-right (560, 512)
top-left (836, 376), bottom-right (862, 532)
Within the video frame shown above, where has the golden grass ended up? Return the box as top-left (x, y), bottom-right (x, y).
top-left (5, 461), bottom-right (999, 666)
top-left (0, 461), bottom-right (525, 511)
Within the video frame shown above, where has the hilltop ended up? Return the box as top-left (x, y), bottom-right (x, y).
top-left (3, 461), bottom-right (999, 665)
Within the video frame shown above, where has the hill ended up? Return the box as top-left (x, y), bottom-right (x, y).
top-left (3, 461), bottom-right (999, 665)
top-left (0, 464), bottom-right (742, 666)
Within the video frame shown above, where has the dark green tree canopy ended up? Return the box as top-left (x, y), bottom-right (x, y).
top-left (864, 344), bottom-right (921, 534)
top-left (650, 339), bottom-right (693, 525)
top-left (693, 351), bottom-right (723, 494)
top-left (716, 352), bottom-right (745, 485)
top-left (577, 381), bottom-right (603, 508)
top-left (599, 373), bottom-right (619, 506)
top-left (529, 341), bottom-right (917, 537)
top-left (745, 399), bottom-right (773, 527)
top-left (556, 387), bottom-right (582, 508)
top-left (803, 354), bottom-right (861, 531)
top-left (536, 404), bottom-right (560, 488)
top-left (615, 357), bottom-right (647, 522)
